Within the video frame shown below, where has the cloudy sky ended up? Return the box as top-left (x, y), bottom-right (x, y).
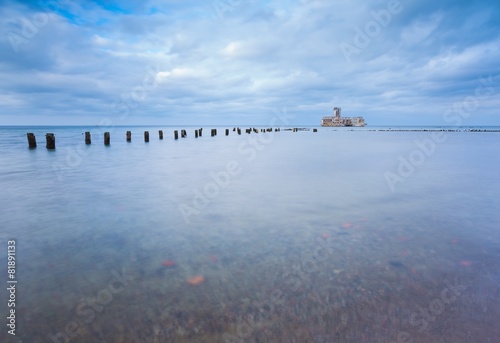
top-left (0, 0), bottom-right (499, 126)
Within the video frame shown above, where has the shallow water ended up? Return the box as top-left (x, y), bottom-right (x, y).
top-left (1, 126), bottom-right (499, 342)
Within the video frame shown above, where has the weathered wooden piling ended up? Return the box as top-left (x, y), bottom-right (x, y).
top-left (246, 128), bottom-right (251, 134)
top-left (233, 127), bottom-right (236, 132)
top-left (27, 133), bottom-right (37, 148)
top-left (237, 128), bottom-right (241, 135)
top-left (46, 133), bottom-right (55, 149)
top-left (225, 129), bottom-right (229, 136)
top-left (174, 130), bottom-right (179, 140)
top-left (126, 131), bottom-right (132, 142)
top-left (253, 128), bottom-right (258, 133)
top-left (199, 128), bottom-right (203, 137)
top-left (104, 132), bottom-right (110, 145)
top-left (195, 130), bottom-right (199, 138)
top-left (84, 132), bottom-right (91, 144)
top-left (181, 129), bottom-right (187, 138)
top-left (144, 131), bottom-right (149, 142)
top-left (313, 128), bottom-right (318, 132)
top-left (159, 130), bottom-right (163, 140)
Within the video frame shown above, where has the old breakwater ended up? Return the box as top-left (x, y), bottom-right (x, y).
top-left (22, 127), bottom-right (311, 149)
top-left (23, 127), bottom-right (500, 149)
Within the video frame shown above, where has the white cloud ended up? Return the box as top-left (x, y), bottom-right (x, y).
top-left (422, 39), bottom-right (500, 77)
top-left (0, 0), bottom-right (499, 125)
top-left (401, 13), bottom-right (442, 44)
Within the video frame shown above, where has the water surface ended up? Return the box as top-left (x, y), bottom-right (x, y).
top-left (1, 126), bottom-right (499, 342)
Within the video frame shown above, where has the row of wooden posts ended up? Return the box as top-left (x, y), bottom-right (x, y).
top-left (26, 127), bottom-right (318, 149)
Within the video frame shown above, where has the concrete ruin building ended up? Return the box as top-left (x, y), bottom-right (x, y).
top-left (321, 107), bottom-right (365, 127)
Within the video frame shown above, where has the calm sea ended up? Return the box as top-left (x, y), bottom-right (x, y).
top-left (1, 125), bottom-right (499, 343)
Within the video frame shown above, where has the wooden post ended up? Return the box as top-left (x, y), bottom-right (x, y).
top-left (174, 130), bottom-right (179, 140)
top-left (144, 131), bottom-right (149, 142)
top-left (85, 132), bottom-right (91, 144)
top-left (126, 131), bottom-right (131, 142)
top-left (104, 132), bottom-right (110, 145)
top-left (195, 130), bottom-right (199, 138)
top-left (181, 130), bottom-right (187, 138)
top-left (199, 128), bottom-right (203, 137)
top-left (233, 127), bottom-right (236, 132)
top-left (27, 133), bottom-right (37, 148)
top-left (237, 128), bottom-right (241, 135)
top-left (159, 130), bottom-right (163, 140)
top-left (313, 129), bottom-right (318, 132)
top-left (46, 133), bottom-right (55, 149)
top-left (225, 129), bottom-right (229, 136)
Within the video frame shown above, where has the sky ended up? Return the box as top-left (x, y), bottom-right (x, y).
top-left (0, 0), bottom-right (499, 126)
